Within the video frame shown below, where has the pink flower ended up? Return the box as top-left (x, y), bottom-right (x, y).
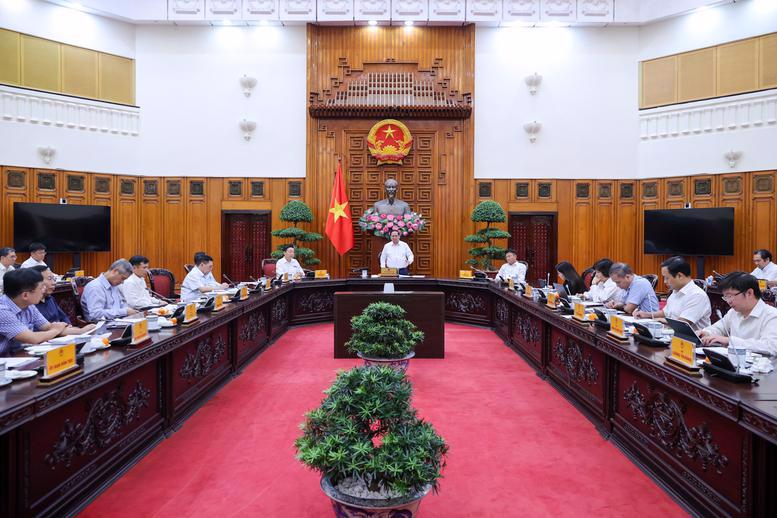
top-left (398, 221), bottom-right (405, 227)
top-left (371, 215), bottom-right (379, 222)
top-left (403, 231), bottom-right (408, 236)
top-left (376, 223), bottom-right (383, 230)
top-left (380, 214), bottom-right (387, 218)
top-left (386, 223), bottom-right (393, 229)
top-left (387, 214), bottom-right (394, 220)
top-left (412, 224), bottom-right (419, 229)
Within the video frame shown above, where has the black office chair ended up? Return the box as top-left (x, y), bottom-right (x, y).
top-left (643, 274), bottom-right (659, 290)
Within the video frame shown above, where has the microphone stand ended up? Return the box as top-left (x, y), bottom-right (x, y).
top-left (148, 288), bottom-right (175, 304)
top-left (223, 274), bottom-right (236, 287)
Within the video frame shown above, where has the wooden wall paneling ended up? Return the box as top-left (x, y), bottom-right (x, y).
top-left (206, 178), bottom-right (223, 281)
top-left (163, 178), bottom-right (186, 284)
top-left (663, 177), bottom-right (688, 209)
top-left (637, 179), bottom-right (664, 283)
top-left (572, 181), bottom-right (594, 272)
top-left (86, 174), bottom-right (114, 275)
top-left (555, 180), bottom-right (573, 270)
top-left (677, 48), bottom-right (716, 103)
top-left (718, 173), bottom-right (748, 276)
top-left (1, 167), bottom-right (31, 262)
top-left (592, 180), bottom-right (616, 264)
top-left (749, 171), bottom-right (776, 269)
top-left (614, 180), bottom-right (637, 267)
top-left (115, 176), bottom-right (140, 262)
top-left (225, 178), bottom-right (247, 201)
top-left (185, 178), bottom-right (210, 279)
top-left (760, 33), bottom-right (777, 89)
top-left (716, 38), bottom-right (759, 96)
top-left (140, 177), bottom-right (163, 268)
top-left (688, 175), bottom-right (719, 276)
top-left (64, 171), bottom-right (88, 205)
top-left (269, 178), bottom-right (288, 260)
top-left (32, 169), bottom-right (61, 204)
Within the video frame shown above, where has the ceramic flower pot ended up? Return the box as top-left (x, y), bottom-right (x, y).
top-left (320, 476), bottom-right (430, 518)
top-left (357, 351), bottom-right (415, 372)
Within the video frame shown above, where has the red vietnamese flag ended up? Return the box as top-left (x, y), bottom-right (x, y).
top-left (325, 159), bottom-right (354, 255)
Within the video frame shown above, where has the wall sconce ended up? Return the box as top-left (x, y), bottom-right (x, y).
top-left (240, 75), bottom-right (257, 97)
top-left (523, 121), bottom-right (542, 143)
top-left (239, 119), bottom-right (257, 141)
top-left (38, 146), bottom-right (55, 164)
top-left (724, 150), bottom-right (742, 168)
top-left (524, 73), bottom-right (542, 95)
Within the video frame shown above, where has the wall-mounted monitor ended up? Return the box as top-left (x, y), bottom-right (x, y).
top-left (643, 208), bottom-right (734, 256)
top-left (13, 202), bottom-right (111, 252)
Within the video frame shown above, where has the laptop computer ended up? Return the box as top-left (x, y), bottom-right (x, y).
top-left (666, 318), bottom-right (702, 346)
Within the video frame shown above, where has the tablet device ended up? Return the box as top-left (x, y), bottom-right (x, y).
top-left (554, 283), bottom-right (569, 298)
top-left (633, 322), bottom-right (652, 338)
top-left (666, 318), bottom-right (702, 345)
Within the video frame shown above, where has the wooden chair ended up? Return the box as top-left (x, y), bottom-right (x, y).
top-left (261, 258), bottom-right (277, 278)
top-left (582, 268), bottom-right (595, 290)
top-left (70, 276), bottom-right (94, 326)
top-left (148, 268), bottom-right (178, 300)
top-left (693, 279), bottom-right (708, 292)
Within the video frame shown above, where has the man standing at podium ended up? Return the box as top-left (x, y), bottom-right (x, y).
top-left (380, 230), bottom-right (414, 275)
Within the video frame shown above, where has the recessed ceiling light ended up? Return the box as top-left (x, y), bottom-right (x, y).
top-left (368, 20), bottom-right (378, 26)
top-left (404, 20), bottom-right (414, 26)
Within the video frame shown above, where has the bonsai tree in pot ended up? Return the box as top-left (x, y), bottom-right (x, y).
top-left (464, 200), bottom-right (511, 273)
top-left (295, 366), bottom-right (448, 517)
top-left (346, 302), bottom-right (424, 371)
top-left (271, 200), bottom-right (323, 266)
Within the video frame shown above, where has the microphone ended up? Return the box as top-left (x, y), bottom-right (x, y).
top-left (249, 275), bottom-right (259, 283)
top-left (223, 274), bottom-right (235, 287)
top-left (469, 266), bottom-right (488, 279)
top-left (148, 288), bottom-right (175, 304)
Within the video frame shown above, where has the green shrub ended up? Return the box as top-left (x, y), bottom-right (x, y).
top-left (345, 302), bottom-right (424, 359)
top-left (295, 366), bottom-right (448, 496)
top-left (271, 200), bottom-right (323, 266)
top-left (464, 200), bottom-right (511, 271)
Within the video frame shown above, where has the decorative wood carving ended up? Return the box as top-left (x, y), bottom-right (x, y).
top-left (37, 172), bottom-right (56, 191)
top-left (598, 183), bottom-right (612, 199)
top-left (623, 381), bottom-right (729, 474)
top-left (538, 182), bottom-right (552, 199)
top-left (93, 177), bottom-right (110, 193)
top-left (642, 182), bottom-right (658, 198)
top-left (668, 180), bottom-right (684, 197)
top-left (553, 337), bottom-right (599, 385)
top-left (272, 297), bottom-right (288, 323)
top-left (753, 175), bottom-right (773, 193)
top-left (43, 380), bottom-right (151, 469)
top-left (620, 183), bottom-right (634, 199)
top-left (723, 177), bottom-right (741, 195)
top-left (120, 179), bottom-right (135, 195)
top-left (190, 181), bottom-right (204, 196)
top-left (296, 290), bottom-right (335, 314)
top-left (179, 335), bottom-right (227, 381)
top-left (228, 181), bottom-right (242, 197)
top-left (495, 298), bottom-right (508, 324)
top-left (309, 61), bottom-right (472, 119)
top-left (576, 183), bottom-right (590, 199)
top-left (478, 182), bottom-right (492, 198)
top-left (143, 180), bottom-right (158, 196)
top-left (167, 180), bottom-right (181, 196)
top-left (694, 178), bottom-right (712, 196)
top-left (515, 182), bottom-right (529, 199)
top-left (239, 312), bottom-right (265, 343)
top-left (250, 180), bottom-right (265, 197)
top-left (288, 181), bottom-right (302, 197)
top-left (514, 312), bottom-right (540, 344)
top-left (8, 170), bottom-right (26, 188)
top-left (446, 291), bottom-right (487, 315)
top-left (67, 174), bottom-right (84, 192)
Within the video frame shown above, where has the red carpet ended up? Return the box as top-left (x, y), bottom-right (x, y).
top-left (81, 323), bottom-right (687, 517)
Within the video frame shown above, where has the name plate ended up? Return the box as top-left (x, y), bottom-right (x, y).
top-left (315, 269), bottom-right (328, 279)
top-left (525, 284), bottom-right (533, 297)
top-left (759, 279), bottom-right (768, 291)
top-left (239, 286), bottom-right (248, 300)
top-left (610, 315), bottom-right (626, 338)
top-left (74, 270), bottom-right (85, 277)
top-left (381, 267), bottom-right (398, 276)
top-left (214, 295), bottom-right (225, 311)
top-left (574, 302), bottom-right (586, 320)
top-left (282, 272), bottom-right (289, 282)
top-left (670, 336), bottom-right (696, 368)
top-left (44, 343), bottom-right (76, 378)
top-left (459, 270), bottom-right (473, 279)
top-left (508, 278), bottom-right (514, 290)
top-left (131, 319), bottom-right (150, 345)
top-left (265, 277), bottom-right (272, 290)
top-left (184, 302), bottom-right (198, 324)
top-left (547, 292), bottom-right (559, 307)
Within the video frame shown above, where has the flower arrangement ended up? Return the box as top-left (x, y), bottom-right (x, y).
top-left (358, 209), bottom-right (427, 239)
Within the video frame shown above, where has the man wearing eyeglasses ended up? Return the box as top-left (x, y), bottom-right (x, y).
top-left (700, 272), bottom-right (777, 355)
top-left (0, 268), bottom-right (68, 357)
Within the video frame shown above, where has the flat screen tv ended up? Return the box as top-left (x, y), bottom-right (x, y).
top-left (643, 207), bottom-right (734, 256)
top-left (14, 203), bottom-right (111, 252)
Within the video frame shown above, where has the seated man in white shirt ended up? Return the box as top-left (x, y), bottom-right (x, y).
top-left (275, 245), bottom-right (304, 279)
top-left (119, 255), bottom-right (163, 310)
top-left (494, 249), bottom-right (526, 284)
top-left (635, 256), bottom-right (711, 330)
top-left (180, 254), bottom-right (228, 302)
top-left (20, 242), bottom-right (47, 269)
top-left (751, 249), bottom-right (777, 288)
top-left (584, 258), bottom-right (625, 304)
top-left (380, 230), bottom-right (414, 275)
top-left (0, 247), bottom-right (16, 295)
top-left (700, 272), bottom-right (777, 355)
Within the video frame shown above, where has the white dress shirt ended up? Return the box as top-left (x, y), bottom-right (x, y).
top-left (496, 262), bottom-right (526, 283)
top-left (663, 281), bottom-right (711, 330)
top-left (702, 299), bottom-right (777, 355)
top-left (585, 278), bottom-right (624, 304)
top-left (275, 258), bottom-right (304, 278)
top-left (20, 258), bottom-right (46, 269)
top-left (119, 273), bottom-right (161, 309)
top-left (751, 261), bottom-right (777, 281)
top-left (0, 264), bottom-right (14, 295)
top-left (180, 268), bottom-right (220, 302)
top-left (380, 241), bottom-right (414, 269)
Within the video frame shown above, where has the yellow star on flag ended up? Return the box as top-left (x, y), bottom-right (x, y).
top-left (329, 199), bottom-right (349, 222)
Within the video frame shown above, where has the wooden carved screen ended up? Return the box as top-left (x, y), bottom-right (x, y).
top-left (345, 131), bottom-right (435, 275)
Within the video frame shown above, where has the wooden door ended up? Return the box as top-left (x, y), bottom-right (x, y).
top-left (222, 212), bottom-right (270, 282)
top-left (509, 213), bottom-right (557, 286)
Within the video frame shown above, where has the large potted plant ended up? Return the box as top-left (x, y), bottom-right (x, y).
top-left (296, 366), bottom-right (448, 517)
top-left (271, 200), bottom-right (323, 266)
top-left (464, 200), bottom-right (511, 273)
top-left (346, 302), bottom-right (424, 371)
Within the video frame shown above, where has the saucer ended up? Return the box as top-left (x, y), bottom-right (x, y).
top-left (5, 370), bottom-right (37, 380)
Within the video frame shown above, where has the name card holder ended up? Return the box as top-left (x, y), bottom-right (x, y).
top-left (265, 277), bottom-right (272, 291)
top-left (459, 270), bottom-right (473, 279)
top-left (572, 302), bottom-right (595, 323)
top-left (665, 336), bottom-right (702, 376)
top-left (131, 319), bottom-right (152, 346)
top-left (523, 284), bottom-right (534, 299)
top-left (546, 292), bottom-right (559, 309)
top-left (213, 295), bottom-right (225, 312)
top-left (381, 268), bottom-right (398, 277)
top-left (39, 343), bottom-right (80, 384)
top-left (239, 286), bottom-right (249, 301)
top-left (507, 278), bottom-right (514, 291)
top-left (607, 315), bottom-right (629, 342)
top-left (315, 270), bottom-right (328, 279)
top-left (758, 279), bottom-right (768, 291)
top-left (74, 270), bottom-right (85, 277)
top-left (282, 272), bottom-right (289, 283)
top-left (183, 302), bottom-right (198, 325)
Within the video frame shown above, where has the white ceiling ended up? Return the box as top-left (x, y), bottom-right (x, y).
top-left (43, 0), bottom-right (737, 26)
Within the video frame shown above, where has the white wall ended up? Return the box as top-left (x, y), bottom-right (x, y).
top-left (0, 0), bottom-right (135, 57)
top-left (135, 25), bottom-right (307, 177)
top-left (474, 26), bottom-right (640, 179)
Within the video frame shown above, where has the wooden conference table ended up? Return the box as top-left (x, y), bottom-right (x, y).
top-left (1, 278), bottom-right (777, 517)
